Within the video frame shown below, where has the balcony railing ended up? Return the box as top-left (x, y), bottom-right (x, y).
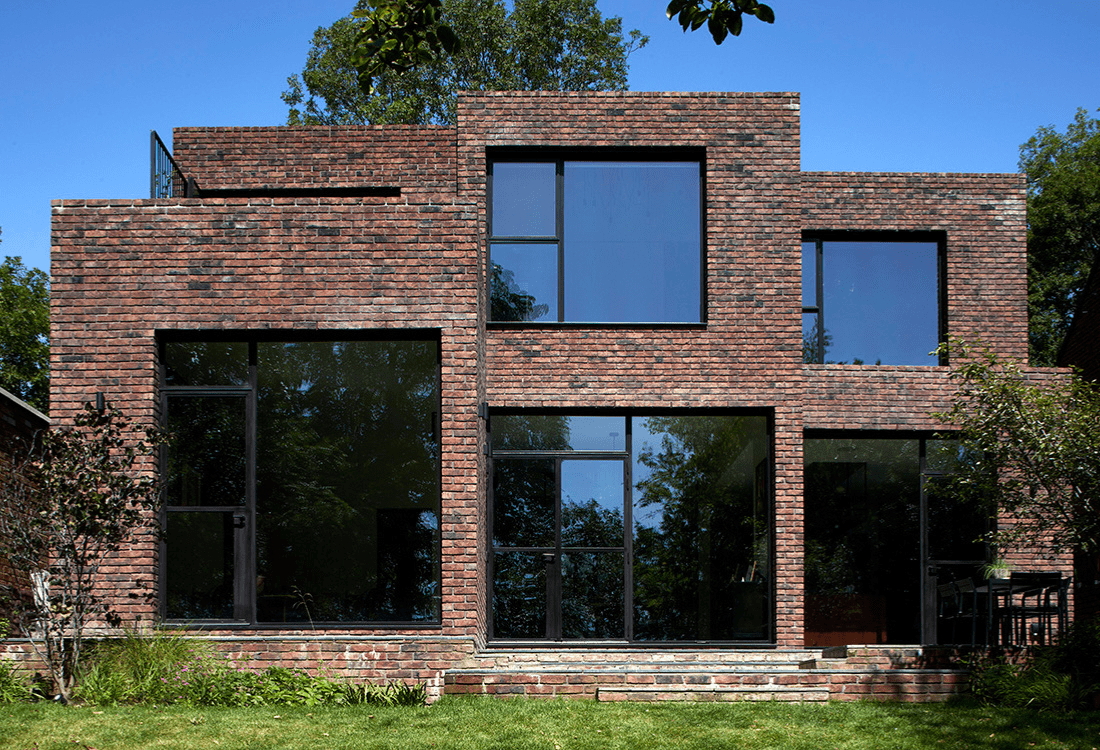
top-left (150, 131), bottom-right (199, 198)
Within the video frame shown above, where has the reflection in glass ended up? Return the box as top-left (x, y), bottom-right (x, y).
top-left (166, 396), bottom-right (246, 506)
top-left (561, 552), bottom-right (624, 639)
top-left (493, 552), bottom-right (547, 639)
top-left (493, 459), bottom-right (555, 548)
top-left (561, 461), bottom-right (623, 548)
top-left (821, 241), bottom-right (939, 365)
top-left (564, 162), bottom-right (700, 323)
top-left (493, 415), bottom-right (626, 452)
top-left (165, 511), bottom-right (234, 620)
top-left (490, 249), bottom-right (556, 322)
top-left (492, 163), bottom-right (557, 237)
top-left (254, 340), bottom-right (440, 623)
top-left (632, 416), bottom-right (770, 641)
top-left (801, 241), bottom-right (818, 308)
top-left (164, 341), bottom-right (248, 386)
top-left (926, 475), bottom-right (987, 561)
top-left (803, 438), bottom-right (921, 646)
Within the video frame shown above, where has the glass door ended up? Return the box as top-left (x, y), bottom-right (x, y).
top-left (491, 457), bottom-right (627, 640)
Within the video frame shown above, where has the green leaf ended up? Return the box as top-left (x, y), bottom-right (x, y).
top-left (708, 15), bottom-right (729, 44)
top-left (756, 4), bottom-right (776, 23)
top-left (730, 12), bottom-right (743, 36)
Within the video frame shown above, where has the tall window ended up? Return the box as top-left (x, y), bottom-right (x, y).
top-left (162, 336), bottom-right (441, 625)
top-left (802, 236), bottom-right (943, 365)
top-left (489, 155), bottom-right (703, 323)
top-left (490, 413), bottom-right (771, 642)
top-left (803, 436), bottom-right (986, 647)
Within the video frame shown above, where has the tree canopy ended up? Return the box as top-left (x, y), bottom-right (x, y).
top-left (1019, 107), bottom-right (1100, 366)
top-left (282, 0), bottom-right (647, 126)
top-left (934, 341), bottom-right (1100, 557)
top-left (0, 247), bottom-right (50, 413)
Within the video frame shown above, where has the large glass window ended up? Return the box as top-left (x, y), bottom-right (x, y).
top-left (802, 237), bottom-right (942, 365)
top-left (489, 157), bottom-right (703, 323)
top-left (490, 414), bottom-right (771, 642)
top-left (162, 336), bottom-right (440, 625)
top-left (803, 436), bottom-right (986, 647)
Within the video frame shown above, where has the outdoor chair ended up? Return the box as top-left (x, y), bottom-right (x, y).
top-left (1008, 572), bottom-right (1065, 645)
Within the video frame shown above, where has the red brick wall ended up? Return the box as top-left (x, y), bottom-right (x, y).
top-left (50, 192), bottom-right (481, 649)
top-left (461, 91), bottom-right (806, 645)
top-left (171, 126), bottom-right (457, 196)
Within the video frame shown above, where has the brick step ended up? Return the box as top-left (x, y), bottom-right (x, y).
top-left (468, 648), bottom-right (820, 667)
top-left (595, 684), bottom-right (831, 703)
top-left (452, 662), bottom-right (815, 673)
top-left (442, 667), bottom-right (968, 702)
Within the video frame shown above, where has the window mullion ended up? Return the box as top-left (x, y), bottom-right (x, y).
top-left (556, 160), bottom-right (565, 323)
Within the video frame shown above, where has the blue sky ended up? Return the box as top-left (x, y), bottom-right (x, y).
top-left (2, 1), bottom-right (1098, 275)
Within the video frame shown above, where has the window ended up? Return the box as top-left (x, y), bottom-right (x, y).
top-left (162, 336), bottom-right (440, 625)
top-left (490, 413), bottom-right (771, 642)
top-left (802, 236), bottom-right (943, 365)
top-left (803, 435), bottom-right (986, 647)
top-left (489, 155), bottom-right (703, 323)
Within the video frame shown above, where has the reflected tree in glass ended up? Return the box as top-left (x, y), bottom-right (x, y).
top-left (632, 416), bottom-right (769, 640)
top-left (255, 340), bottom-right (440, 623)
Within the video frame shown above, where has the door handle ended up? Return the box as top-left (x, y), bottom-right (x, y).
top-left (233, 514), bottom-right (246, 529)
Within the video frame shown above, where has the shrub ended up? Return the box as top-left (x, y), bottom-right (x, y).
top-left (74, 629), bottom-right (426, 707)
top-left (967, 619), bottom-right (1100, 710)
top-left (0, 661), bottom-right (31, 703)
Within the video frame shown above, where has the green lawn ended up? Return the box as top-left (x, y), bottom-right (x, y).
top-left (1, 697), bottom-right (1098, 750)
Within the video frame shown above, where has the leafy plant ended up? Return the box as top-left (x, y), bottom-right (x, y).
top-left (0, 402), bottom-right (164, 703)
top-left (666, 0), bottom-right (775, 45)
top-left (0, 661), bottom-right (31, 704)
top-left (934, 340), bottom-right (1100, 556)
top-left (967, 620), bottom-right (1100, 710)
top-left (73, 629), bottom-right (427, 708)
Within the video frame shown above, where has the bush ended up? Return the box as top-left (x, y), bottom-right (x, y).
top-left (967, 619), bottom-right (1100, 710)
top-left (0, 661), bottom-right (31, 703)
top-left (74, 629), bottom-right (427, 708)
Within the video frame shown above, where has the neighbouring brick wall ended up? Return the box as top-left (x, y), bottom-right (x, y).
top-left (50, 190), bottom-right (482, 640)
top-left (172, 126), bottom-right (458, 196)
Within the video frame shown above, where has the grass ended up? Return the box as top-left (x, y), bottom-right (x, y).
top-left (1, 697), bottom-right (1099, 749)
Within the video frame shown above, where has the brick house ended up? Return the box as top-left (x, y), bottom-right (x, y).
top-left (46, 91), bottom-right (1069, 700)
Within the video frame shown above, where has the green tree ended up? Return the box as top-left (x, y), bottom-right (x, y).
top-left (1019, 107), bottom-right (1100, 366)
top-left (934, 341), bottom-right (1100, 557)
top-left (282, 0), bottom-right (647, 126)
top-left (0, 403), bottom-right (163, 702)
top-left (665, 0), bottom-right (774, 44)
top-left (0, 246), bottom-right (49, 413)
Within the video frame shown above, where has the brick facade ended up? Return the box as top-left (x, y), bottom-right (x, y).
top-left (44, 92), bottom-right (1069, 699)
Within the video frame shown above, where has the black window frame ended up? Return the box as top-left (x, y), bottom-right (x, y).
top-left (488, 148), bottom-right (708, 326)
top-left (801, 231), bottom-right (947, 366)
top-left (487, 408), bottom-right (775, 645)
top-left (158, 329), bottom-right (444, 629)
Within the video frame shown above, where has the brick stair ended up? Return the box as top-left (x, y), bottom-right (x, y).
top-left (442, 646), bottom-right (968, 702)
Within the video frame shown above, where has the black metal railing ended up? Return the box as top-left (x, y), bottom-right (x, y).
top-left (150, 131), bottom-right (199, 198)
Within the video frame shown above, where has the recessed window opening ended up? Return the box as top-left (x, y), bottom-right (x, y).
top-left (802, 234), bottom-right (944, 365)
top-left (489, 154), bottom-right (704, 324)
top-left (490, 413), bottom-right (772, 643)
top-left (160, 334), bottom-right (441, 626)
